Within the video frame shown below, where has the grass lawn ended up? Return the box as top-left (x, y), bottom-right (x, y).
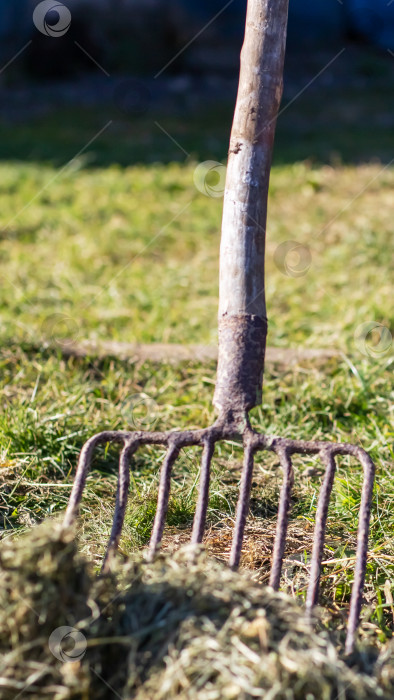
top-left (0, 47), bottom-right (393, 648)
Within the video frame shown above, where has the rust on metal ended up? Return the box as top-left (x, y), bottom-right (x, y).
top-left (213, 314), bottom-right (267, 412)
top-left (63, 419), bottom-right (375, 655)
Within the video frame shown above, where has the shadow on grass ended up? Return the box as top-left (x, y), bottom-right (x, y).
top-left (0, 45), bottom-right (393, 168)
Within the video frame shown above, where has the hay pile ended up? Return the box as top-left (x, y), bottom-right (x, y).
top-left (0, 522), bottom-right (393, 699)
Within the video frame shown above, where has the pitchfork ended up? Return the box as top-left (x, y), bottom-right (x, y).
top-left (64, 0), bottom-right (375, 654)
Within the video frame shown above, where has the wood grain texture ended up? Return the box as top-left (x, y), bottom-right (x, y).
top-left (219, 0), bottom-right (289, 318)
top-left (216, 0), bottom-right (289, 411)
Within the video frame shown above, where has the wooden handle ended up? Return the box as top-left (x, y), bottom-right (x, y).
top-left (214, 0), bottom-right (289, 414)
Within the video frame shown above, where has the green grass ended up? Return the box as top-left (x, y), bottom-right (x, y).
top-left (0, 160), bottom-right (392, 348)
top-left (0, 47), bottom-right (393, 645)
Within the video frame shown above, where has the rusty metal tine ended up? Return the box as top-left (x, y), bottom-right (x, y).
top-left (191, 439), bottom-right (215, 544)
top-left (229, 442), bottom-right (255, 569)
top-left (345, 449), bottom-right (375, 655)
top-left (148, 444), bottom-right (180, 560)
top-left (64, 431), bottom-right (127, 528)
top-left (66, 429), bottom-right (375, 652)
top-left (269, 447), bottom-right (294, 591)
top-left (306, 450), bottom-right (336, 613)
top-left (101, 440), bottom-right (137, 573)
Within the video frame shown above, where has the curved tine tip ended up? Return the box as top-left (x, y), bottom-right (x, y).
top-left (63, 442), bottom-right (96, 527)
top-left (148, 444), bottom-right (180, 559)
top-left (64, 431), bottom-right (136, 529)
top-left (269, 447), bottom-right (294, 591)
top-left (229, 443), bottom-right (255, 570)
top-left (84, 430), bottom-right (133, 446)
top-left (101, 441), bottom-right (136, 573)
top-left (345, 450), bottom-right (375, 654)
top-left (191, 439), bottom-right (215, 545)
top-left (305, 451), bottom-right (336, 614)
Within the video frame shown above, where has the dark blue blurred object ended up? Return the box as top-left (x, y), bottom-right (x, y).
top-left (177, 0), bottom-right (343, 43)
top-left (287, 0), bottom-right (344, 43)
top-left (345, 0), bottom-right (394, 49)
top-left (0, 0), bottom-right (29, 39)
top-left (179, 0), bottom-right (246, 39)
top-left (1, 0), bottom-right (394, 69)
top-left (181, 0), bottom-right (394, 48)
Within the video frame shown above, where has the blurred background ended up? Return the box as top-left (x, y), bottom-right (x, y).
top-left (1, 1), bottom-right (394, 75)
top-left (0, 0), bottom-right (393, 166)
top-left (0, 0), bottom-right (392, 351)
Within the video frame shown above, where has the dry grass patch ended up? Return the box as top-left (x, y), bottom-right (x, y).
top-left (1, 521), bottom-right (394, 699)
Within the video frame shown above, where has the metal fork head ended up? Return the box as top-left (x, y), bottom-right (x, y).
top-left (63, 410), bottom-right (375, 655)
